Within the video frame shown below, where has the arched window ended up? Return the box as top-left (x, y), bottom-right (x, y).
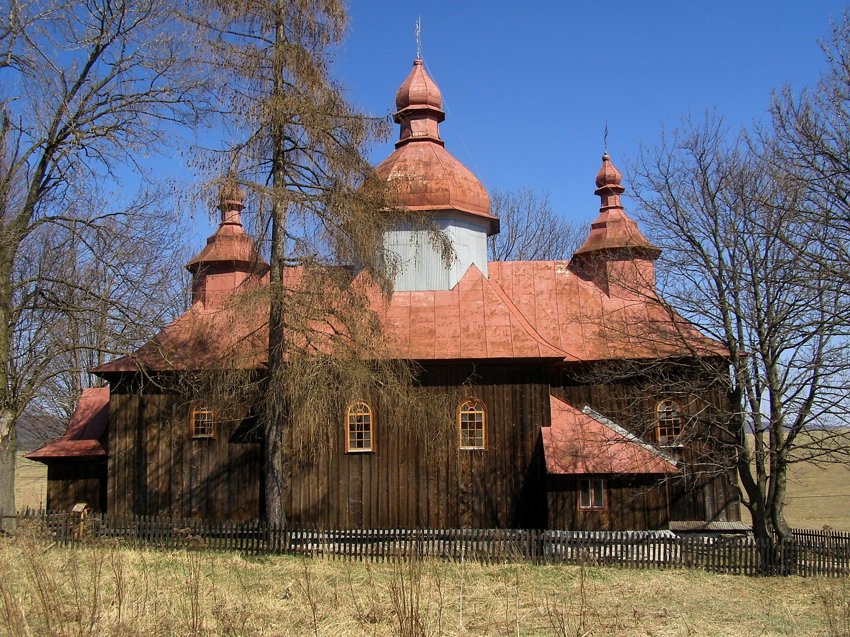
top-left (458, 399), bottom-right (486, 450)
top-left (346, 402), bottom-right (373, 452)
top-left (190, 403), bottom-right (215, 439)
top-left (656, 400), bottom-right (682, 446)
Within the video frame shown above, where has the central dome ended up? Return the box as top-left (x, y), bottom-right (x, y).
top-left (374, 59), bottom-right (495, 230)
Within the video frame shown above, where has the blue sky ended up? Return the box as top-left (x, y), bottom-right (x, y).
top-left (324, 1), bottom-right (848, 230)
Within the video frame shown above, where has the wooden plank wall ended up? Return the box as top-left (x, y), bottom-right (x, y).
top-left (285, 362), bottom-right (551, 529)
top-left (108, 389), bottom-right (262, 522)
top-left (105, 360), bottom-right (739, 529)
top-left (546, 475), bottom-right (670, 531)
top-left (46, 461), bottom-right (107, 512)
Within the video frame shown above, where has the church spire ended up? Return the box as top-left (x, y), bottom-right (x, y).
top-left (571, 153), bottom-right (660, 298)
top-left (574, 152), bottom-right (659, 257)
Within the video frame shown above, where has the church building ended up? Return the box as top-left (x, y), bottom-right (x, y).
top-left (28, 57), bottom-right (742, 531)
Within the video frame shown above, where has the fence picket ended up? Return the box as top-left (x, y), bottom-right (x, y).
top-left (9, 510), bottom-right (849, 577)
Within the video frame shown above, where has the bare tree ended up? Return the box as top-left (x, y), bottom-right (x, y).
top-left (631, 114), bottom-right (850, 553)
top-left (0, 0), bottom-right (205, 526)
top-left (768, 14), bottom-right (850, 301)
top-left (487, 187), bottom-right (582, 261)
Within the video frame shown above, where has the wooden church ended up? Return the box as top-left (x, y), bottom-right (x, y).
top-left (28, 57), bottom-right (742, 531)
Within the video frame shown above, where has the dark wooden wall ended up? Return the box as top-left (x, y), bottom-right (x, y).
top-left (102, 359), bottom-right (739, 529)
top-left (46, 461), bottom-right (107, 512)
top-left (546, 475), bottom-right (670, 531)
top-left (284, 362), bottom-right (552, 529)
top-left (107, 389), bottom-right (262, 521)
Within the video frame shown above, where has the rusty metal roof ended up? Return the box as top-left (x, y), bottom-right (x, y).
top-left (25, 387), bottom-right (109, 461)
top-left (542, 396), bottom-right (678, 475)
top-left (374, 59), bottom-right (496, 230)
top-left (94, 254), bottom-right (727, 374)
top-left (386, 265), bottom-right (570, 360)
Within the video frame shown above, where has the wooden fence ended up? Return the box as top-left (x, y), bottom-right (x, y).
top-left (8, 511), bottom-right (850, 577)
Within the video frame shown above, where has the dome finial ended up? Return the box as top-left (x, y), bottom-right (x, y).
top-left (393, 56), bottom-right (445, 147)
top-left (595, 152), bottom-right (623, 193)
top-left (415, 16), bottom-right (422, 61)
top-left (218, 177), bottom-right (245, 227)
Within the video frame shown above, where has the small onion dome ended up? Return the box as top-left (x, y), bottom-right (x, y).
top-left (218, 181), bottom-right (245, 217)
top-left (595, 153), bottom-right (623, 190)
top-left (395, 58), bottom-right (444, 115)
top-left (186, 182), bottom-right (268, 274)
top-left (574, 153), bottom-right (660, 258)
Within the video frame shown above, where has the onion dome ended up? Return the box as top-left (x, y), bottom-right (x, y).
top-left (186, 182), bottom-right (268, 307)
top-left (395, 58), bottom-right (443, 115)
top-left (574, 153), bottom-right (659, 257)
top-left (595, 152), bottom-right (623, 190)
top-left (374, 59), bottom-right (497, 234)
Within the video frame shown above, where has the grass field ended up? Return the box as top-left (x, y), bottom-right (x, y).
top-left (0, 530), bottom-right (847, 637)
top-left (14, 452), bottom-right (46, 511)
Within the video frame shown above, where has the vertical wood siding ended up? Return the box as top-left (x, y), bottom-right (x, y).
top-left (103, 360), bottom-right (740, 529)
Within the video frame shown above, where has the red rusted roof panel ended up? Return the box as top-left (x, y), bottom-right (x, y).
top-left (374, 141), bottom-right (494, 222)
top-left (542, 396), bottom-right (678, 475)
top-left (26, 387), bottom-right (109, 460)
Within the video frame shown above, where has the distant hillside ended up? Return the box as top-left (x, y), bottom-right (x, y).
top-left (741, 431), bottom-right (850, 531)
top-left (15, 412), bottom-right (64, 452)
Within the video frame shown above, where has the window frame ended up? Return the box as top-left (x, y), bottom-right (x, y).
top-left (578, 477), bottom-right (606, 511)
top-left (655, 399), bottom-right (683, 447)
top-left (190, 404), bottom-right (216, 439)
top-left (457, 398), bottom-right (486, 450)
top-left (345, 401), bottom-right (374, 453)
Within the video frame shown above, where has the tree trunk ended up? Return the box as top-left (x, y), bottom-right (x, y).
top-left (0, 242), bottom-right (16, 530)
top-left (263, 0), bottom-right (288, 528)
top-left (0, 410), bottom-right (14, 531)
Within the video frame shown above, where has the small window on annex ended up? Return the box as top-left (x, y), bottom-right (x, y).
top-left (656, 400), bottom-right (683, 446)
top-left (458, 399), bottom-right (486, 450)
top-left (578, 478), bottom-right (605, 510)
top-left (346, 402), bottom-right (373, 453)
top-left (190, 404), bottom-right (215, 439)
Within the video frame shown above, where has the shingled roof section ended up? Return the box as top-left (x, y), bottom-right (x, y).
top-left (26, 387), bottom-right (109, 460)
top-left (541, 396), bottom-right (678, 475)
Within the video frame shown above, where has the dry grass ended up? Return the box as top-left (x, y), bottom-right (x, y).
top-left (0, 527), bottom-right (845, 637)
top-left (14, 452), bottom-right (46, 511)
top-left (781, 462), bottom-right (850, 531)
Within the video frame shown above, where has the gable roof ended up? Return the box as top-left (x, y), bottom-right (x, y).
top-left (385, 265), bottom-right (570, 360)
top-left (541, 395), bottom-right (678, 475)
top-left (488, 261), bottom-right (726, 361)
top-left (25, 387), bottom-right (109, 460)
